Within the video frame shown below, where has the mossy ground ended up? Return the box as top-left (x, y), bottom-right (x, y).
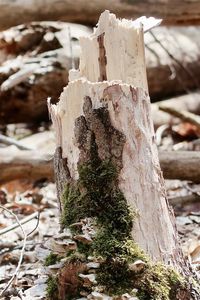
top-left (45, 252), bottom-right (62, 266)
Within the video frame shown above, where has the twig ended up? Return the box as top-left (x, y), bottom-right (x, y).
top-left (27, 211), bottom-right (40, 236)
top-left (0, 64), bottom-right (38, 91)
top-left (159, 105), bottom-right (200, 131)
top-left (0, 205), bottom-right (27, 297)
top-left (0, 134), bottom-right (32, 151)
top-left (184, 183), bottom-right (200, 197)
top-left (0, 211), bottom-right (39, 236)
top-left (155, 124), bottom-right (170, 146)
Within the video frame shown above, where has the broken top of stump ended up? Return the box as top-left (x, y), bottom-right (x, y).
top-left (69, 10), bottom-right (161, 88)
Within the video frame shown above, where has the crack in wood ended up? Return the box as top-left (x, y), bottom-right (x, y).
top-left (97, 33), bottom-right (107, 81)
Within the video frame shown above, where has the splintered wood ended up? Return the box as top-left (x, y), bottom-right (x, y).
top-left (49, 11), bottom-right (182, 267)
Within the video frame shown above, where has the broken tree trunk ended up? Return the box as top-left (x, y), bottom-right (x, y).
top-left (1, 0), bottom-right (200, 29)
top-left (1, 23), bottom-right (200, 124)
top-left (48, 11), bottom-right (199, 299)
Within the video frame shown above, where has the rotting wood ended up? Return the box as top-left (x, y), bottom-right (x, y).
top-left (160, 151), bottom-right (200, 183)
top-left (49, 10), bottom-right (186, 271)
top-left (49, 11), bottom-right (200, 298)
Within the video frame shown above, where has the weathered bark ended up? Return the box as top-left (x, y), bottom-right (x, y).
top-left (1, 23), bottom-right (200, 124)
top-left (0, 0), bottom-right (200, 29)
top-left (48, 11), bottom-right (199, 299)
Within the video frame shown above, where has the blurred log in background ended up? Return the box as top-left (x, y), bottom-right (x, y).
top-left (1, 22), bottom-right (200, 124)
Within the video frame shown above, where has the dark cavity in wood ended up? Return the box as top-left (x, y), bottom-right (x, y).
top-left (97, 33), bottom-right (107, 81)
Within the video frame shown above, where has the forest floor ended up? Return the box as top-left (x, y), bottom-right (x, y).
top-left (0, 124), bottom-right (199, 299)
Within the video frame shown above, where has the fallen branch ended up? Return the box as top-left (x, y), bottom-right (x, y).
top-left (159, 105), bottom-right (200, 130)
top-left (151, 92), bottom-right (200, 129)
top-left (0, 134), bottom-right (32, 150)
top-left (1, 148), bottom-right (200, 183)
top-left (168, 194), bottom-right (200, 207)
top-left (0, 211), bottom-right (39, 236)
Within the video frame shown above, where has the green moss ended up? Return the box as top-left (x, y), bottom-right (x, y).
top-left (136, 264), bottom-right (186, 300)
top-left (97, 257), bottom-right (133, 295)
top-left (60, 128), bottom-right (188, 298)
top-left (44, 252), bottom-right (61, 266)
top-left (46, 276), bottom-right (58, 300)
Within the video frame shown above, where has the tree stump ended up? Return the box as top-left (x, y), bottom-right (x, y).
top-left (49, 10), bottom-right (199, 300)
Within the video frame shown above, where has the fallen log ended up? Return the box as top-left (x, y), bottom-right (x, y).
top-left (0, 22), bottom-right (91, 124)
top-left (0, 0), bottom-right (200, 29)
top-left (145, 26), bottom-right (200, 100)
top-left (0, 147), bottom-right (54, 183)
top-left (1, 23), bottom-right (200, 124)
top-left (1, 148), bottom-right (200, 184)
top-left (160, 151), bottom-right (200, 183)
top-left (152, 92), bottom-right (200, 129)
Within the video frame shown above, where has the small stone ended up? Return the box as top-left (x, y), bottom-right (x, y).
top-left (129, 260), bottom-right (146, 272)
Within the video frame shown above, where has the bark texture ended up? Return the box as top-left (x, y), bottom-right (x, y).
top-left (0, 0), bottom-right (200, 29)
top-left (49, 10), bottom-right (183, 268)
top-left (49, 11), bottom-right (199, 299)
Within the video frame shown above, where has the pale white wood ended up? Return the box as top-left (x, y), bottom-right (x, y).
top-left (49, 11), bottom-right (181, 267)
